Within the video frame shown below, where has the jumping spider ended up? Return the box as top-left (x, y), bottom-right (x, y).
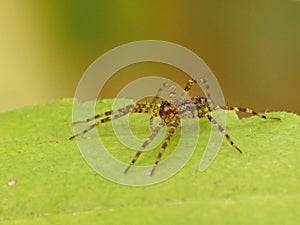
top-left (70, 79), bottom-right (280, 175)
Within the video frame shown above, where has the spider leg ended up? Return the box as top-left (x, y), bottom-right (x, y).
top-left (182, 78), bottom-right (214, 107)
top-left (147, 117), bottom-right (180, 176)
top-left (214, 106), bottom-right (280, 120)
top-left (69, 104), bottom-right (134, 140)
top-left (130, 103), bottom-right (159, 115)
top-left (205, 114), bottom-right (242, 153)
top-left (150, 82), bottom-right (177, 104)
top-left (124, 120), bottom-right (166, 174)
top-left (149, 116), bottom-right (155, 132)
top-left (72, 104), bottom-right (136, 125)
top-left (130, 103), bottom-right (159, 132)
top-left (72, 111), bottom-right (113, 125)
top-left (70, 117), bottom-right (111, 140)
top-left (183, 78), bottom-right (211, 98)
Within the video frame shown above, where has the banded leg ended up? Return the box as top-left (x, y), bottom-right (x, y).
top-left (205, 114), bottom-right (242, 153)
top-left (214, 106), bottom-right (281, 120)
top-left (130, 103), bottom-right (160, 132)
top-left (151, 82), bottom-right (177, 104)
top-left (149, 116), bottom-right (155, 132)
top-left (183, 78), bottom-right (211, 98)
top-left (147, 118), bottom-right (180, 176)
top-left (72, 104), bottom-right (135, 125)
top-left (72, 111), bottom-right (113, 125)
top-left (69, 104), bottom-right (134, 140)
top-left (182, 78), bottom-right (214, 107)
top-left (130, 103), bottom-right (159, 115)
top-left (124, 120), bottom-right (166, 174)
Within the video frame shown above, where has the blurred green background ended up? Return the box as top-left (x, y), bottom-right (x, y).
top-left (1, 0), bottom-right (299, 113)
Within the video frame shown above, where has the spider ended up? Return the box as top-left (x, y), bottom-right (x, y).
top-left (70, 79), bottom-right (280, 176)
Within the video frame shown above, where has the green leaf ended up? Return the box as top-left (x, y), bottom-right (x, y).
top-left (0, 99), bottom-right (299, 225)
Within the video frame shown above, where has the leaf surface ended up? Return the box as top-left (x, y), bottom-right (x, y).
top-left (0, 99), bottom-right (299, 225)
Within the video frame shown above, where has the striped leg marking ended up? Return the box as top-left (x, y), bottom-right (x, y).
top-left (70, 104), bottom-right (134, 140)
top-left (184, 78), bottom-right (210, 98)
top-left (205, 114), bottom-right (242, 153)
top-left (124, 121), bottom-right (166, 174)
top-left (151, 82), bottom-right (177, 104)
top-left (146, 118), bottom-right (180, 176)
top-left (214, 106), bottom-right (281, 120)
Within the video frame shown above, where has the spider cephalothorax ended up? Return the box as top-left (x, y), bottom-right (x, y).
top-left (70, 79), bottom-right (280, 175)
top-left (159, 101), bottom-right (178, 125)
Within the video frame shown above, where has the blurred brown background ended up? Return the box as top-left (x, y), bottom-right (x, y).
top-left (0, 0), bottom-right (299, 114)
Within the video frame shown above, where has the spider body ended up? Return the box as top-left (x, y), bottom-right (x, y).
top-left (158, 97), bottom-right (210, 123)
top-left (70, 79), bottom-right (280, 175)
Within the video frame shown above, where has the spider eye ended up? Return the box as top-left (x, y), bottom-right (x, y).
top-left (161, 101), bottom-right (170, 106)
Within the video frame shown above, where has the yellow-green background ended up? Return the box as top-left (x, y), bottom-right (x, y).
top-left (1, 0), bottom-right (299, 113)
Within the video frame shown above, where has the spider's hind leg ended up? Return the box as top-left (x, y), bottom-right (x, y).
top-left (69, 104), bottom-right (134, 140)
top-left (71, 110), bottom-right (113, 125)
top-left (130, 103), bottom-right (160, 132)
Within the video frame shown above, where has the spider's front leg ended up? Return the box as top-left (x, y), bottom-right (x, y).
top-left (205, 114), bottom-right (242, 153)
top-left (206, 105), bottom-right (280, 153)
top-left (124, 120), bottom-right (166, 174)
top-left (146, 116), bottom-right (180, 176)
